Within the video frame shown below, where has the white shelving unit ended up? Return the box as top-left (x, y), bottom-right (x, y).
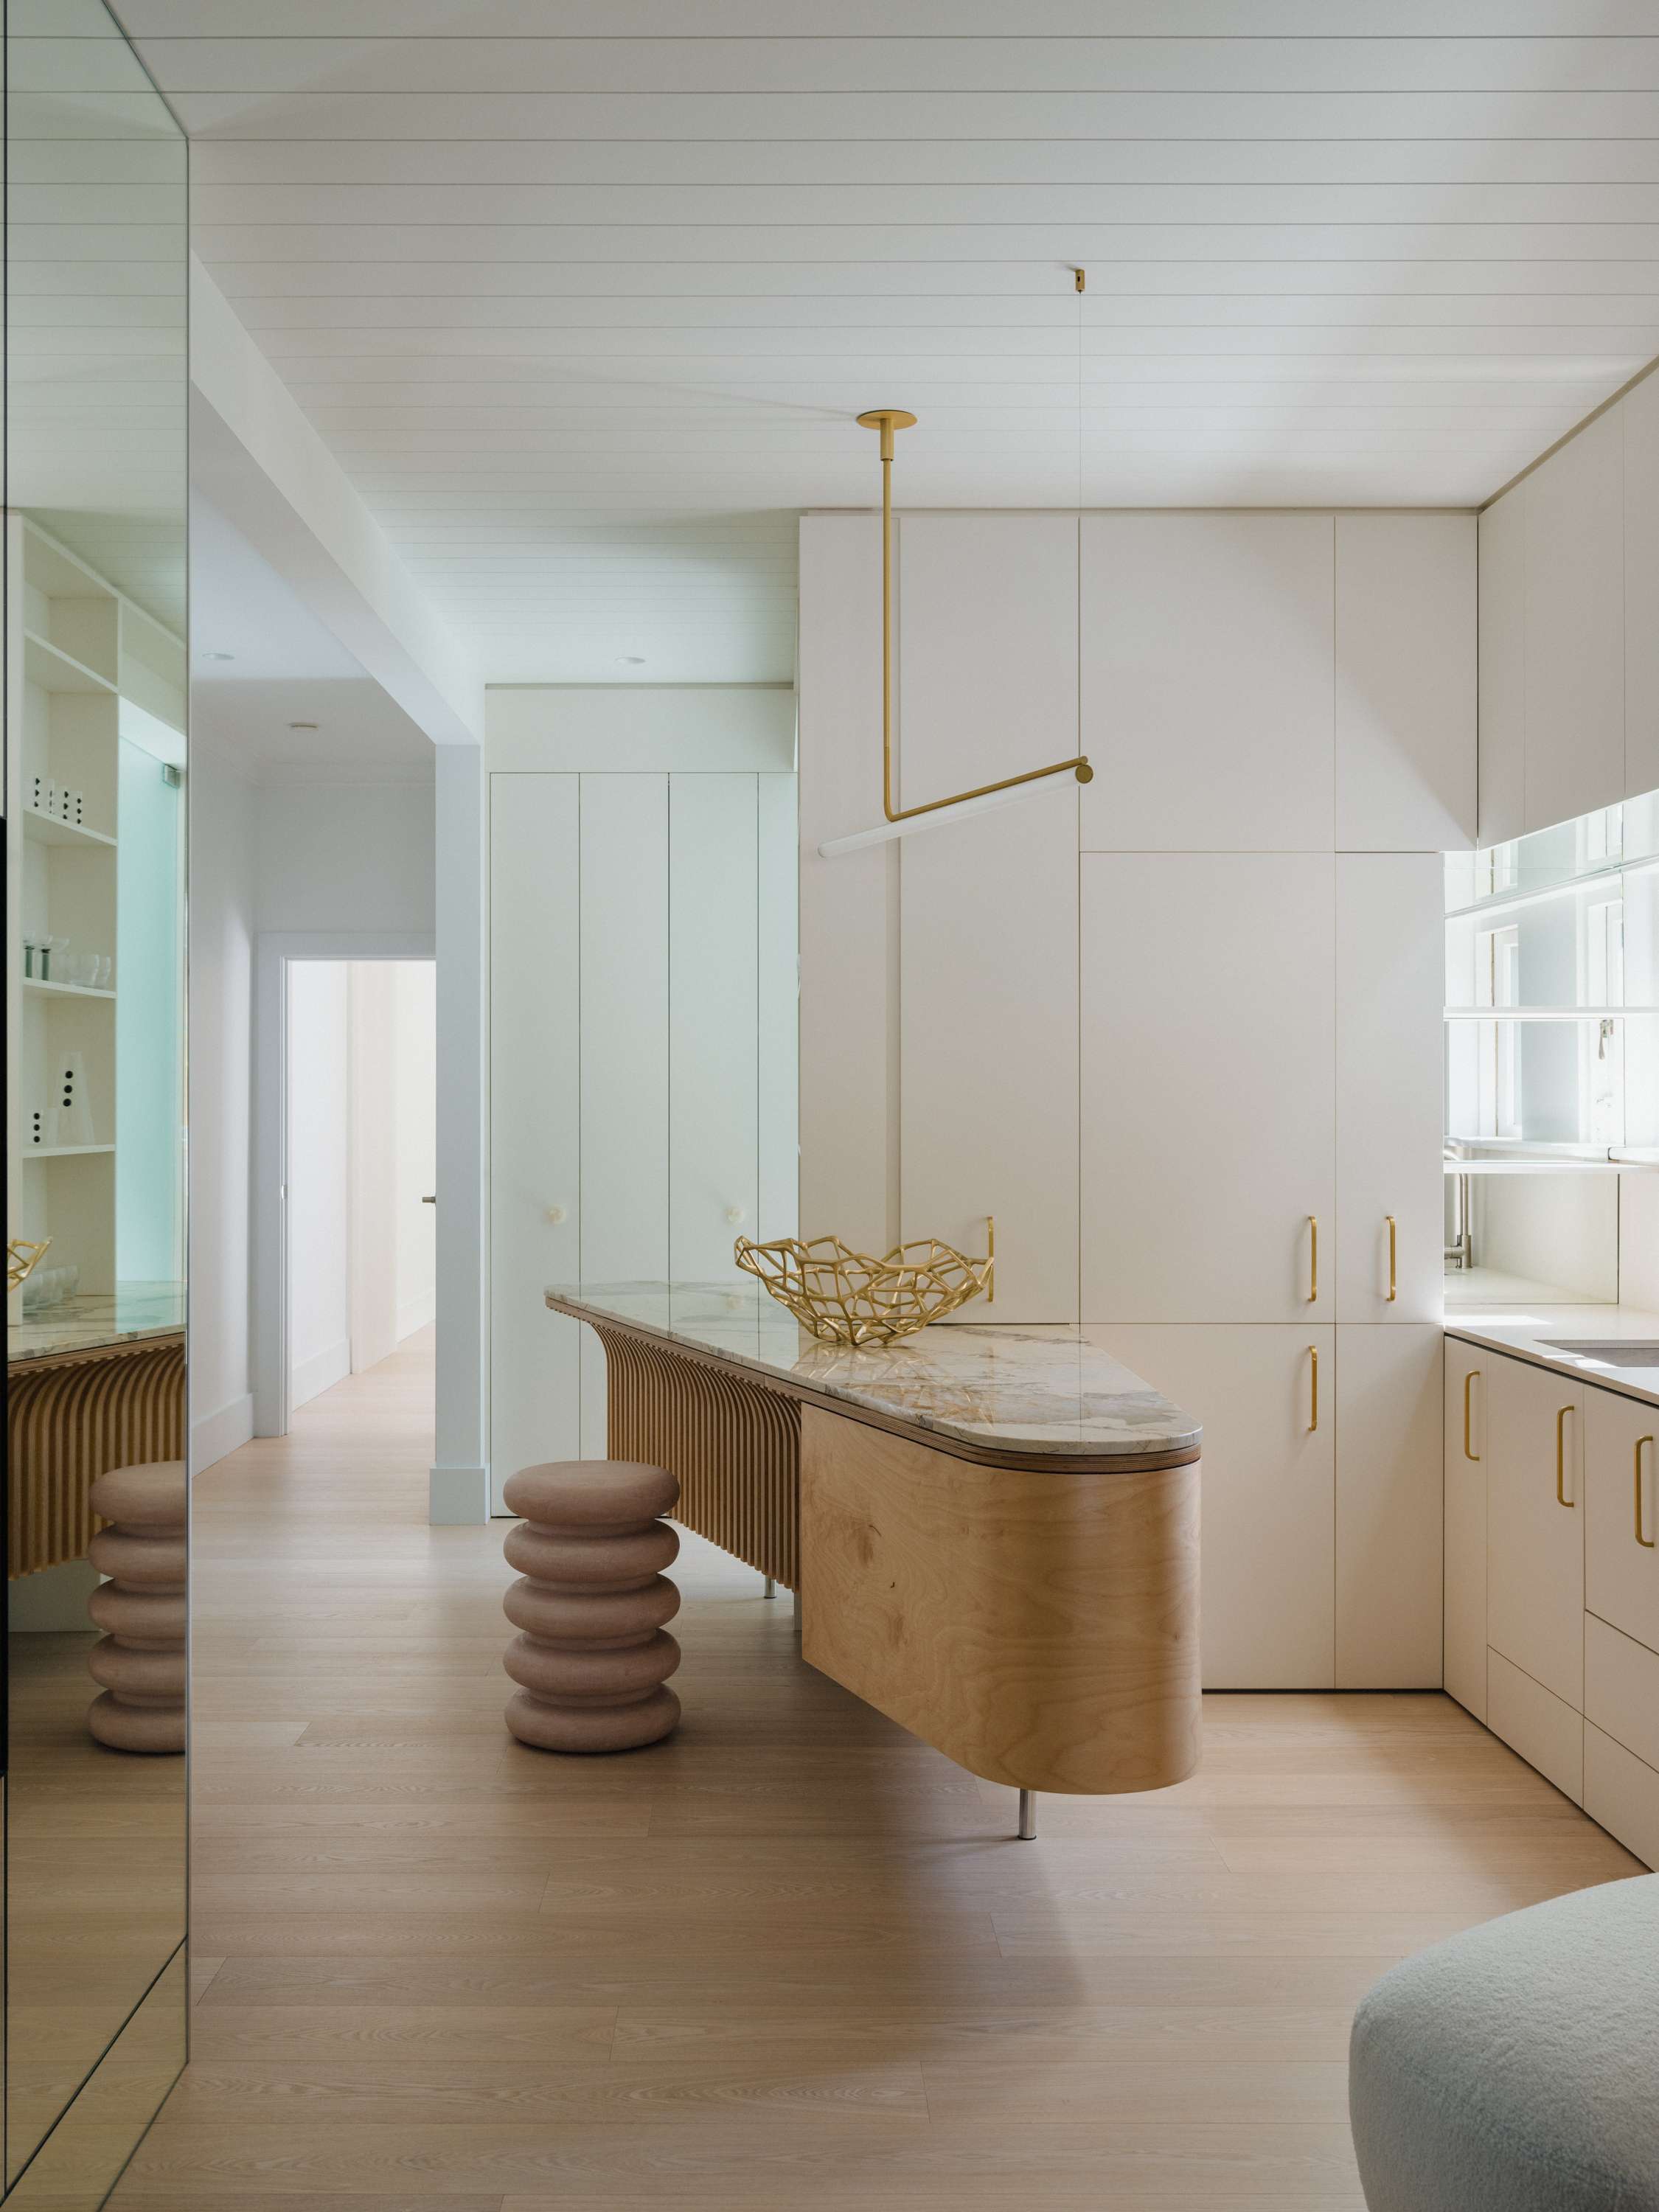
top-left (5, 517), bottom-right (184, 1323)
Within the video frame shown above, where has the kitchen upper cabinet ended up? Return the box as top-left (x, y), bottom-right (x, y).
top-left (1477, 492), bottom-right (1527, 847)
top-left (1082, 853), bottom-right (1335, 1323)
top-left (1335, 515), bottom-right (1476, 852)
top-left (1523, 408), bottom-right (1626, 833)
top-left (490, 774), bottom-right (582, 1505)
top-left (1079, 514), bottom-right (1334, 852)
top-left (1444, 1340), bottom-right (1489, 1721)
top-left (1625, 372), bottom-right (1659, 801)
top-left (1336, 855), bottom-right (1444, 1325)
top-left (1486, 1354), bottom-right (1585, 1713)
top-left (1336, 1327), bottom-right (1444, 1688)
top-left (1089, 1325), bottom-right (1335, 1690)
top-left (1585, 1382), bottom-right (1659, 1660)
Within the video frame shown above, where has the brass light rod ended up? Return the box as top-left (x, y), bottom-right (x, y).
top-left (817, 408), bottom-right (1091, 860)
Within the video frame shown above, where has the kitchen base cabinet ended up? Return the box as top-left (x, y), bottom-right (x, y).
top-left (1585, 1612), bottom-right (1659, 1773)
top-left (1444, 1341), bottom-right (1488, 1720)
top-left (1585, 1723), bottom-right (1659, 1870)
top-left (1487, 1647), bottom-right (1583, 1805)
top-left (1486, 1355), bottom-right (1584, 1712)
top-left (1585, 1385), bottom-right (1659, 1658)
top-left (1335, 1326), bottom-right (1443, 1688)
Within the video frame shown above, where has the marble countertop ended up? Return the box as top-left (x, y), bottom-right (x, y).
top-left (1446, 1304), bottom-right (1659, 1410)
top-left (545, 1280), bottom-right (1201, 1461)
top-left (8, 1286), bottom-right (185, 1367)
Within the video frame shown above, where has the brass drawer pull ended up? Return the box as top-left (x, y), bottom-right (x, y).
top-left (1557, 1405), bottom-right (1575, 1508)
top-left (1638, 1436), bottom-right (1656, 1550)
top-left (1307, 1215), bottom-right (1318, 1304)
top-left (1386, 1214), bottom-right (1397, 1303)
top-left (1464, 1368), bottom-right (1480, 1462)
top-left (1308, 1344), bottom-right (1319, 1433)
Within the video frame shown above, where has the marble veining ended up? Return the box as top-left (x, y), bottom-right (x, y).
top-left (546, 1280), bottom-right (1200, 1460)
top-left (7, 1287), bottom-right (186, 1367)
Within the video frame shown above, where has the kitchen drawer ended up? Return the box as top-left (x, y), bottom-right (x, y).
top-left (1585, 1384), bottom-right (1659, 1659)
top-left (1487, 1647), bottom-right (1583, 1804)
top-left (1585, 1610), bottom-right (1659, 1774)
top-left (1585, 1722), bottom-right (1659, 1871)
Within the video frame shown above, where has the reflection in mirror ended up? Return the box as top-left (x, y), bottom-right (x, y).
top-left (5, 0), bottom-right (188, 2196)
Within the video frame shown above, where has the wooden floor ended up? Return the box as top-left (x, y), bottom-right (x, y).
top-left (114, 1328), bottom-right (1646, 2209)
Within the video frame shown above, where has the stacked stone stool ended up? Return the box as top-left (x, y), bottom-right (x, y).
top-left (502, 1459), bottom-right (682, 1752)
top-left (86, 1459), bottom-right (187, 1755)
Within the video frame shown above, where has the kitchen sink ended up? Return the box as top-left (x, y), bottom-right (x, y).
top-left (1540, 1340), bottom-right (1659, 1367)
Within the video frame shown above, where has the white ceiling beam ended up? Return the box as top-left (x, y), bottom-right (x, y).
top-left (189, 254), bottom-right (482, 745)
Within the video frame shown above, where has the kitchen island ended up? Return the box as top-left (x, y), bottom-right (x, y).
top-left (545, 1281), bottom-right (1203, 1809)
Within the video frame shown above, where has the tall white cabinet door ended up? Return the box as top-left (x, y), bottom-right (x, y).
top-left (490, 773), bottom-right (581, 1509)
top-left (578, 774), bottom-right (669, 1455)
top-left (1486, 1354), bottom-right (1585, 1712)
top-left (1625, 372), bottom-right (1659, 801)
top-left (1477, 492), bottom-right (1526, 846)
top-left (1092, 1325), bottom-right (1335, 1690)
top-left (900, 789), bottom-right (1078, 1322)
top-left (1444, 1340), bottom-right (1489, 1722)
top-left (1334, 515), bottom-right (1475, 852)
top-left (1335, 854), bottom-right (1444, 1324)
top-left (1082, 854), bottom-right (1335, 1324)
top-left (1079, 514), bottom-right (1334, 853)
top-left (896, 515), bottom-right (1077, 807)
top-left (669, 774), bottom-right (758, 1281)
top-left (757, 772), bottom-right (799, 1247)
top-left (1524, 408), bottom-right (1625, 833)
top-left (1335, 1326), bottom-right (1444, 1688)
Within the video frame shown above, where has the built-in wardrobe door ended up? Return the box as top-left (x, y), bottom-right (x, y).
top-left (1079, 513), bottom-right (1334, 853)
top-left (1335, 1326), bottom-right (1444, 1688)
top-left (1334, 515), bottom-right (1476, 852)
top-left (490, 773), bottom-right (581, 1506)
top-left (578, 775), bottom-right (669, 1454)
top-left (1081, 853), bottom-right (1335, 1324)
top-left (1093, 1325), bottom-right (1335, 1689)
top-left (896, 512), bottom-right (1079, 1320)
top-left (1335, 853), bottom-right (1445, 1324)
top-left (669, 775), bottom-right (759, 1279)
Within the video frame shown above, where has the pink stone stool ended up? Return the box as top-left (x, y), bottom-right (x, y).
top-left (502, 1460), bottom-right (682, 1753)
top-left (86, 1459), bottom-right (187, 1755)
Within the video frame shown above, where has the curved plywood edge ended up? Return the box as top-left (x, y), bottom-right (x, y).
top-left (7, 1340), bottom-right (187, 1580)
top-left (799, 1404), bottom-right (1201, 1796)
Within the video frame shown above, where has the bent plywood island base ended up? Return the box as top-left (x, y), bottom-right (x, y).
top-left (545, 1283), bottom-right (1203, 1808)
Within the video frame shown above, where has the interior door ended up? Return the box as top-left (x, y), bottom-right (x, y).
top-left (1486, 1354), bottom-right (1585, 1711)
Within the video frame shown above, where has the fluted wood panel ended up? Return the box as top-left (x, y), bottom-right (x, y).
top-left (595, 1324), bottom-right (799, 1589)
top-left (7, 1339), bottom-right (187, 1580)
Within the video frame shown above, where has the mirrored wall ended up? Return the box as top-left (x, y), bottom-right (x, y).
top-left (4, 2), bottom-right (188, 2202)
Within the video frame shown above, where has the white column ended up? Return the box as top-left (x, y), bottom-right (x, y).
top-left (431, 745), bottom-right (488, 1523)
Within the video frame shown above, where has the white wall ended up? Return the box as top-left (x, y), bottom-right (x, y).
top-left (257, 780), bottom-right (435, 937)
top-left (285, 960), bottom-right (350, 1408)
top-left (187, 752), bottom-right (255, 1472)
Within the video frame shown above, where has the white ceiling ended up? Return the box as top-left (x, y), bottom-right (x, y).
top-left (94, 4), bottom-right (1659, 681)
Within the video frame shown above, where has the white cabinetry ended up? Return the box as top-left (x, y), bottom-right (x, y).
top-left (1486, 1355), bottom-right (1584, 1711)
top-left (1081, 853), bottom-right (1335, 1324)
top-left (1089, 1326), bottom-right (1335, 1689)
top-left (1079, 514), bottom-right (1335, 853)
top-left (1477, 493), bottom-right (1527, 846)
top-left (1334, 515), bottom-right (1476, 852)
top-left (1524, 410), bottom-right (1625, 833)
top-left (1625, 373), bottom-right (1659, 801)
top-left (1444, 1340), bottom-right (1488, 1719)
top-left (1585, 1384), bottom-right (1659, 1660)
top-left (1336, 855), bottom-right (1444, 1325)
top-left (1335, 1327), bottom-right (1444, 1688)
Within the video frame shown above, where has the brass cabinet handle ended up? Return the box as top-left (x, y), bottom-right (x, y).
top-left (1307, 1215), bottom-right (1318, 1304)
top-left (1557, 1405), bottom-right (1575, 1507)
top-left (1464, 1368), bottom-right (1481, 1461)
top-left (1386, 1214), bottom-right (1398, 1303)
top-left (1308, 1344), bottom-right (1319, 1433)
top-left (1638, 1436), bottom-right (1656, 1549)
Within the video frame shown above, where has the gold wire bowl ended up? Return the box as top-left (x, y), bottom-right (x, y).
top-left (734, 1232), bottom-right (993, 1346)
top-left (7, 1237), bottom-right (50, 1294)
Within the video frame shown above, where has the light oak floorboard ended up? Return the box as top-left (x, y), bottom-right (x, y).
top-left (114, 1331), bottom-right (1641, 2208)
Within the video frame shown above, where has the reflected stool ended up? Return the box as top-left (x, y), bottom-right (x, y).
top-left (501, 1460), bottom-right (682, 1753)
top-left (86, 1458), bottom-right (187, 1755)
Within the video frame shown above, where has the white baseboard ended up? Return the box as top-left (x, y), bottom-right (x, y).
top-left (192, 1391), bottom-right (254, 1473)
top-left (429, 1462), bottom-right (490, 1525)
top-left (291, 1338), bottom-right (352, 1411)
top-left (398, 1288), bottom-right (437, 1341)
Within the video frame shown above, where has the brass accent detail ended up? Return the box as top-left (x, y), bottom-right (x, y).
top-left (1074, 265), bottom-right (1086, 293)
top-left (1464, 1368), bottom-right (1481, 1461)
top-left (1557, 1404), bottom-right (1575, 1507)
top-left (1307, 1214), bottom-right (1318, 1304)
top-left (1307, 1343), bottom-right (1319, 1433)
top-left (595, 1322), bottom-right (800, 1589)
top-left (7, 1337), bottom-right (186, 1579)
top-left (1386, 1214), bottom-right (1398, 1303)
top-left (986, 1214), bottom-right (995, 1305)
top-left (7, 1237), bottom-right (51, 1293)
top-left (1637, 1436), bottom-right (1656, 1549)
top-left (734, 1232), bottom-right (993, 1345)
top-left (854, 408), bottom-right (1091, 826)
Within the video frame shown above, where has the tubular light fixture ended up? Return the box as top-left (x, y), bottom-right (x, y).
top-left (817, 400), bottom-right (1093, 860)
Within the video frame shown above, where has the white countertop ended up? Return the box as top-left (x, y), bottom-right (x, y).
top-left (546, 1280), bottom-right (1201, 1461)
top-left (1445, 1304), bottom-right (1659, 1408)
top-left (7, 1285), bottom-right (185, 1367)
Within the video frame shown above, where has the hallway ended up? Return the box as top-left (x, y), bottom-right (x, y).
top-left (116, 1335), bottom-right (1643, 2208)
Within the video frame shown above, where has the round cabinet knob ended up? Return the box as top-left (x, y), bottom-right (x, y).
top-left (726, 1205), bottom-right (746, 1226)
top-left (546, 1205), bottom-right (568, 1225)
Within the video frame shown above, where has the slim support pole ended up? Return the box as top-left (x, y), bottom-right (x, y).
top-left (1018, 1790), bottom-right (1037, 1841)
